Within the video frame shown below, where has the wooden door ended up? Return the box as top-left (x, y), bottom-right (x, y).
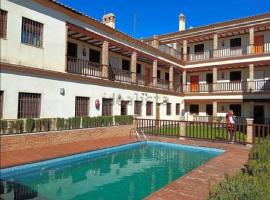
top-left (144, 68), bottom-right (151, 86)
top-left (190, 75), bottom-right (199, 92)
top-left (254, 35), bottom-right (264, 53)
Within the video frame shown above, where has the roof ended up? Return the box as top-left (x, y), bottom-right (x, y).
top-left (143, 12), bottom-right (270, 41)
top-left (33, 0), bottom-right (181, 64)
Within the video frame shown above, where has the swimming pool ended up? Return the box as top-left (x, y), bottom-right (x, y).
top-left (0, 141), bottom-right (224, 200)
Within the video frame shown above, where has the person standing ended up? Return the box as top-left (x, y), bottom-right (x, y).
top-left (226, 110), bottom-right (236, 143)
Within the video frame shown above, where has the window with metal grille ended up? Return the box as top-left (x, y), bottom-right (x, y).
top-left (165, 72), bottom-right (169, 81)
top-left (134, 101), bottom-right (142, 116)
top-left (136, 64), bottom-right (142, 74)
top-left (194, 43), bottom-right (204, 53)
top-left (121, 101), bottom-right (128, 116)
top-left (230, 38), bottom-right (241, 48)
top-left (176, 103), bottom-right (180, 115)
top-left (122, 59), bottom-right (130, 71)
top-left (166, 103), bottom-right (171, 115)
top-left (0, 9), bottom-right (7, 39)
top-left (67, 42), bottom-right (77, 57)
top-left (21, 17), bottom-right (43, 47)
top-left (0, 91), bottom-right (3, 118)
top-left (75, 97), bottom-right (89, 117)
top-left (102, 98), bottom-right (113, 116)
top-left (18, 93), bottom-right (41, 118)
top-left (146, 101), bottom-right (152, 116)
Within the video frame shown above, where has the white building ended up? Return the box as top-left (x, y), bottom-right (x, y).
top-left (0, 0), bottom-right (269, 124)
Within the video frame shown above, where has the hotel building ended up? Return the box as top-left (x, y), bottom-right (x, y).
top-left (0, 0), bottom-right (270, 124)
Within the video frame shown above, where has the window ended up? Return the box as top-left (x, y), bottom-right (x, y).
top-left (18, 93), bottom-right (41, 118)
top-left (0, 91), bottom-right (3, 118)
top-left (121, 101), bottom-right (128, 116)
top-left (134, 101), bottom-right (142, 116)
top-left (229, 104), bottom-right (241, 117)
top-left (67, 42), bottom-right (77, 58)
top-left (166, 103), bottom-right (171, 115)
top-left (89, 49), bottom-right (100, 63)
top-left (230, 38), bottom-right (241, 48)
top-left (157, 70), bottom-right (161, 79)
top-left (102, 98), bottom-right (113, 116)
top-left (194, 44), bottom-right (204, 53)
top-left (0, 9), bottom-right (7, 39)
top-left (176, 103), bottom-right (180, 115)
top-left (230, 71), bottom-right (241, 82)
top-left (122, 59), bottom-right (130, 71)
top-left (146, 102), bottom-right (153, 116)
top-left (190, 104), bottom-right (199, 114)
top-left (206, 104), bottom-right (213, 116)
top-left (136, 64), bottom-right (142, 74)
top-left (165, 72), bottom-right (169, 81)
top-left (21, 17), bottom-right (43, 47)
top-left (75, 97), bottom-right (89, 117)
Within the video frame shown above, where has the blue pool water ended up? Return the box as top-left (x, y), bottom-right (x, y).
top-left (0, 141), bottom-right (224, 200)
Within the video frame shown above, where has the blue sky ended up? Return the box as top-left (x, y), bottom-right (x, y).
top-left (59, 0), bottom-right (270, 39)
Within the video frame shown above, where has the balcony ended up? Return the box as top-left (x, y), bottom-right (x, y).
top-left (158, 44), bottom-right (181, 60)
top-left (67, 56), bottom-right (102, 78)
top-left (187, 43), bottom-right (270, 62)
top-left (156, 78), bottom-right (169, 90)
top-left (108, 67), bottom-right (132, 83)
top-left (183, 80), bottom-right (270, 94)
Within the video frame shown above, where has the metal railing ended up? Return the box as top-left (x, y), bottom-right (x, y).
top-left (157, 78), bottom-right (169, 90)
top-left (108, 67), bottom-right (132, 83)
top-left (159, 44), bottom-right (181, 59)
top-left (67, 56), bottom-right (102, 78)
top-left (183, 80), bottom-right (270, 94)
top-left (136, 73), bottom-right (145, 86)
top-left (187, 42), bottom-right (270, 62)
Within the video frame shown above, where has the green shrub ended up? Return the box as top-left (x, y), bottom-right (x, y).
top-left (0, 120), bottom-right (8, 134)
top-left (210, 137), bottom-right (270, 200)
top-left (210, 174), bottom-right (265, 200)
top-left (35, 119), bottom-right (42, 132)
top-left (114, 115), bottom-right (133, 125)
top-left (25, 118), bottom-right (35, 133)
top-left (68, 117), bottom-right (81, 129)
top-left (103, 116), bottom-right (113, 126)
top-left (82, 116), bottom-right (91, 128)
top-left (12, 120), bottom-right (24, 134)
top-left (42, 118), bottom-right (51, 132)
top-left (56, 118), bottom-right (65, 130)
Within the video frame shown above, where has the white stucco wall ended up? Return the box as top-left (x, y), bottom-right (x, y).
top-left (0, 0), bottom-right (66, 72)
top-left (0, 72), bottom-right (184, 120)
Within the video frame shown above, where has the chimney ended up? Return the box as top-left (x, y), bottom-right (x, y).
top-left (102, 13), bottom-right (116, 29)
top-left (179, 13), bottom-right (186, 31)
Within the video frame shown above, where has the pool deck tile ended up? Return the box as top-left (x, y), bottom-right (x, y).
top-left (0, 136), bottom-right (250, 200)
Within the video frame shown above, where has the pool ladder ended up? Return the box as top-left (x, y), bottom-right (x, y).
top-left (130, 128), bottom-right (147, 141)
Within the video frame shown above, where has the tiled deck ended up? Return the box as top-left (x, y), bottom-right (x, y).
top-left (0, 136), bottom-right (250, 200)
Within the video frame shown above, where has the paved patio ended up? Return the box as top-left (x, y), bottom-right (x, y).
top-left (0, 136), bottom-right (250, 200)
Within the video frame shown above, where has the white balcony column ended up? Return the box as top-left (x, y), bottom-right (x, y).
top-left (153, 36), bottom-right (159, 49)
top-left (248, 64), bottom-right (254, 91)
top-left (213, 67), bottom-right (218, 91)
top-left (182, 70), bottom-right (187, 92)
top-left (169, 65), bottom-right (174, 91)
top-left (249, 27), bottom-right (255, 54)
top-left (213, 101), bottom-right (218, 117)
top-left (131, 51), bottom-right (137, 84)
top-left (152, 60), bottom-right (158, 87)
top-left (102, 41), bottom-right (109, 78)
top-left (246, 118), bottom-right (254, 146)
top-left (183, 40), bottom-right (188, 61)
top-left (213, 33), bottom-right (218, 58)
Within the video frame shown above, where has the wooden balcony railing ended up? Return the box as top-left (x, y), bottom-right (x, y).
top-left (183, 80), bottom-right (270, 94)
top-left (136, 73), bottom-right (145, 86)
top-left (67, 56), bottom-right (102, 78)
top-left (108, 67), bottom-right (132, 83)
top-left (187, 42), bottom-right (270, 62)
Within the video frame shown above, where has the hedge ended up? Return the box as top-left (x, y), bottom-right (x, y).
top-left (209, 137), bottom-right (270, 200)
top-left (0, 115), bottom-right (133, 135)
